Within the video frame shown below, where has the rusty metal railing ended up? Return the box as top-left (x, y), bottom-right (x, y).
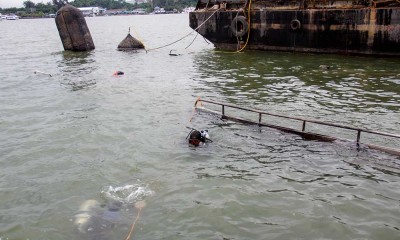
top-left (194, 99), bottom-right (400, 156)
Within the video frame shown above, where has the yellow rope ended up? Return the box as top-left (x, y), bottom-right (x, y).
top-left (128, 26), bottom-right (148, 51)
top-left (210, 1), bottom-right (252, 54)
top-left (236, 0), bottom-right (253, 53)
top-left (124, 208), bottom-right (142, 240)
top-left (124, 201), bottom-right (146, 240)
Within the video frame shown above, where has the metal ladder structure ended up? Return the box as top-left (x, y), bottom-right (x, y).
top-left (194, 99), bottom-right (400, 157)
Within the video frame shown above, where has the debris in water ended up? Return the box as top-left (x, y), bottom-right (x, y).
top-left (319, 65), bottom-right (331, 70)
top-left (169, 50), bottom-right (180, 56)
top-left (34, 70), bottom-right (52, 77)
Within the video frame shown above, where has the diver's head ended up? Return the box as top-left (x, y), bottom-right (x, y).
top-left (188, 130), bottom-right (202, 146)
top-left (107, 201), bottom-right (122, 212)
top-left (188, 129), bottom-right (210, 146)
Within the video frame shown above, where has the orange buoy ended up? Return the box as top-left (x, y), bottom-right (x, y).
top-left (55, 4), bottom-right (95, 51)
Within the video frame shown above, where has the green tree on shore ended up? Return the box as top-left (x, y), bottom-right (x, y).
top-left (23, 1), bottom-right (36, 9)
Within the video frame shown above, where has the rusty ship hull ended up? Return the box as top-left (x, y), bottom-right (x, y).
top-left (189, 1), bottom-right (400, 56)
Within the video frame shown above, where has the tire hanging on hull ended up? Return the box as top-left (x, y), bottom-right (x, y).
top-left (290, 19), bottom-right (301, 30)
top-left (230, 16), bottom-right (249, 38)
top-left (55, 4), bottom-right (95, 51)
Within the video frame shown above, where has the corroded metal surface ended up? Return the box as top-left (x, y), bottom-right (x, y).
top-left (55, 4), bottom-right (95, 51)
top-left (190, 0), bottom-right (400, 56)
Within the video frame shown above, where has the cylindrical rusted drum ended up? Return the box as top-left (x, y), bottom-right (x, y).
top-left (55, 4), bottom-right (95, 51)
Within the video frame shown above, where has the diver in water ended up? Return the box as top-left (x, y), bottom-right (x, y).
top-left (187, 129), bottom-right (212, 146)
top-left (74, 198), bottom-right (146, 240)
top-left (74, 199), bottom-right (122, 239)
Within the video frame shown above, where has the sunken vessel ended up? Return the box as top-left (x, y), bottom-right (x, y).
top-left (189, 0), bottom-right (400, 56)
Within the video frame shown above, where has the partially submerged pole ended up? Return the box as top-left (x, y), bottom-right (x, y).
top-left (55, 4), bottom-right (95, 51)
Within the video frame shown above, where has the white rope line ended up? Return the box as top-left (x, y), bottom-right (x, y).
top-left (145, 8), bottom-right (221, 51)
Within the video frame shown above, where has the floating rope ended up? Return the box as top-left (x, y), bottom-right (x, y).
top-left (185, 32), bottom-right (199, 49)
top-left (144, 8), bottom-right (221, 52)
top-left (185, 0), bottom-right (212, 50)
top-left (124, 201), bottom-right (146, 240)
top-left (127, 5), bottom-right (248, 54)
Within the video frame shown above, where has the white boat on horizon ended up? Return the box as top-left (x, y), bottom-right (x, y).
top-left (6, 14), bottom-right (19, 20)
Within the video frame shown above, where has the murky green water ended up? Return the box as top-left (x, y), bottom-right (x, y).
top-left (0, 14), bottom-right (399, 240)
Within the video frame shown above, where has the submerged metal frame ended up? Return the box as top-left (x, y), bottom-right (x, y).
top-left (194, 99), bottom-right (400, 157)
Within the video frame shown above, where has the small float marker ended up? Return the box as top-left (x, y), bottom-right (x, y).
top-left (169, 50), bottom-right (181, 56)
top-left (34, 70), bottom-right (52, 77)
top-left (113, 71), bottom-right (124, 76)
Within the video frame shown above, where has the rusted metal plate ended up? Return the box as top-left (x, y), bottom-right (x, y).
top-left (55, 4), bottom-right (95, 51)
top-left (189, 5), bottom-right (400, 56)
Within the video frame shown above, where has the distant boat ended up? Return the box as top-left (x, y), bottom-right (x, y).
top-left (182, 7), bottom-right (195, 13)
top-left (6, 14), bottom-right (19, 20)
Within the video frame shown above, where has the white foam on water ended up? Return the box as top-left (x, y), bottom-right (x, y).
top-left (101, 184), bottom-right (154, 203)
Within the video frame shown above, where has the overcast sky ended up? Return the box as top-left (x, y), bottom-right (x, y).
top-left (0, 0), bottom-right (53, 8)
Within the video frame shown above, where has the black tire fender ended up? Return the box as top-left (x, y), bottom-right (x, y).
top-left (230, 16), bottom-right (249, 37)
top-left (290, 19), bottom-right (301, 30)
